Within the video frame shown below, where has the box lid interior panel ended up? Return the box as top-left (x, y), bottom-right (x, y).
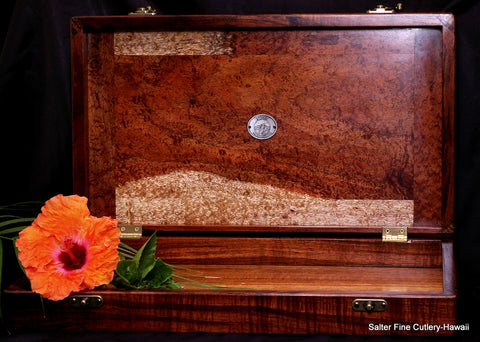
top-left (71, 14), bottom-right (455, 233)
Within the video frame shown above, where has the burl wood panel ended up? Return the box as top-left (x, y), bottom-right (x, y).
top-left (114, 31), bottom-right (234, 55)
top-left (115, 171), bottom-right (414, 226)
top-left (114, 29), bottom-right (416, 197)
top-left (72, 15), bottom-right (454, 231)
top-left (111, 29), bottom-right (427, 226)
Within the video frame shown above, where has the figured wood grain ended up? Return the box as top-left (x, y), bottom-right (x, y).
top-left (440, 16), bottom-right (456, 229)
top-left (85, 32), bottom-right (116, 217)
top-left (112, 29), bottom-right (417, 226)
top-left (124, 237), bottom-right (443, 268)
top-left (176, 265), bottom-right (443, 292)
top-left (114, 29), bottom-right (414, 56)
top-left (4, 289), bottom-right (456, 335)
top-left (412, 28), bottom-right (443, 226)
top-left (113, 40), bottom-right (415, 199)
top-left (71, 14), bottom-right (456, 31)
top-left (140, 224), bottom-right (449, 236)
top-left (114, 31), bottom-right (234, 55)
top-left (72, 15), bottom-right (455, 232)
top-left (71, 20), bottom-right (88, 197)
top-left (442, 242), bottom-right (456, 294)
top-left (6, 243), bottom-right (454, 334)
top-left (116, 171), bottom-right (414, 226)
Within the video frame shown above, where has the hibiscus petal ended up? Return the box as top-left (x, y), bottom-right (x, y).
top-left (16, 227), bottom-right (59, 271)
top-left (26, 267), bottom-right (84, 301)
top-left (35, 195), bottom-right (90, 236)
top-left (81, 217), bottom-right (120, 287)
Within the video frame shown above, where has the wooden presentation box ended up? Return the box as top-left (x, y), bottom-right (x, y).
top-left (5, 14), bottom-right (456, 335)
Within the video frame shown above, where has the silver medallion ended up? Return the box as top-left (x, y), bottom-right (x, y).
top-left (247, 114), bottom-right (277, 140)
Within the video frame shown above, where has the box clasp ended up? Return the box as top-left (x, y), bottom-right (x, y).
top-left (352, 299), bottom-right (387, 313)
top-left (382, 227), bottom-right (407, 242)
top-left (119, 224), bottom-right (143, 239)
top-left (68, 295), bottom-right (103, 309)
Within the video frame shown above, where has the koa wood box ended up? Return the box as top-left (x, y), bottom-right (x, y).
top-left (5, 14), bottom-right (456, 335)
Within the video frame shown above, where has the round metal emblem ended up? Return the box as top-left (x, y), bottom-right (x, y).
top-left (247, 114), bottom-right (277, 140)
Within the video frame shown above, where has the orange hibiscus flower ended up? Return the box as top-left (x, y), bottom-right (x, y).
top-left (16, 194), bottom-right (120, 301)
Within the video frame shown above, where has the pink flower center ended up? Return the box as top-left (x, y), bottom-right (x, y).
top-left (58, 240), bottom-right (87, 271)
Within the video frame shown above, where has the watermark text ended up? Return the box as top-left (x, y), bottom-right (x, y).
top-left (368, 323), bottom-right (470, 333)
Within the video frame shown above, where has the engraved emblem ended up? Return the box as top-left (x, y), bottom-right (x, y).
top-left (247, 114), bottom-right (277, 140)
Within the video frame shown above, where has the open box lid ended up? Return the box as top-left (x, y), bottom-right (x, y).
top-left (71, 14), bottom-right (455, 236)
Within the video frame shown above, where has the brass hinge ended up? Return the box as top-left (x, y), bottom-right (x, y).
top-left (382, 227), bottom-right (407, 242)
top-left (367, 3), bottom-right (404, 13)
top-left (129, 6), bottom-right (157, 15)
top-left (119, 224), bottom-right (143, 239)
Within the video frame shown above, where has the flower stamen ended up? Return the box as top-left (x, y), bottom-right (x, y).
top-left (58, 242), bottom-right (87, 271)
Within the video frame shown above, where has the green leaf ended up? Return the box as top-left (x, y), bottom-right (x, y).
top-left (140, 258), bottom-right (173, 288)
top-left (112, 272), bottom-right (138, 289)
top-left (132, 232), bottom-right (157, 281)
top-left (112, 233), bottom-right (182, 290)
top-left (173, 274), bottom-right (226, 289)
top-left (118, 242), bottom-right (138, 259)
top-left (115, 259), bottom-right (139, 284)
top-left (0, 201), bottom-right (43, 210)
top-left (0, 239), bottom-right (4, 327)
top-left (118, 248), bottom-right (136, 260)
top-left (12, 237), bottom-right (25, 275)
top-left (161, 278), bottom-right (182, 289)
top-left (0, 226), bottom-right (28, 236)
top-left (0, 218), bottom-right (34, 229)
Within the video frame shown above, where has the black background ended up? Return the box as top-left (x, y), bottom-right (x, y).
top-left (1, 1), bottom-right (479, 340)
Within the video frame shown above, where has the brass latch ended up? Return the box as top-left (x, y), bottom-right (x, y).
top-left (129, 6), bottom-right (157, 15)
top-left (352, 299), bottom-right (388, 313)
top-left (119, 224), bottom-right (143, 239)
top-left (367, 3), bottom-right (404, 13)
top-left (68, 295), bottom-right (104, 309)
top-left (382, 227), bottom-right (408, 242)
